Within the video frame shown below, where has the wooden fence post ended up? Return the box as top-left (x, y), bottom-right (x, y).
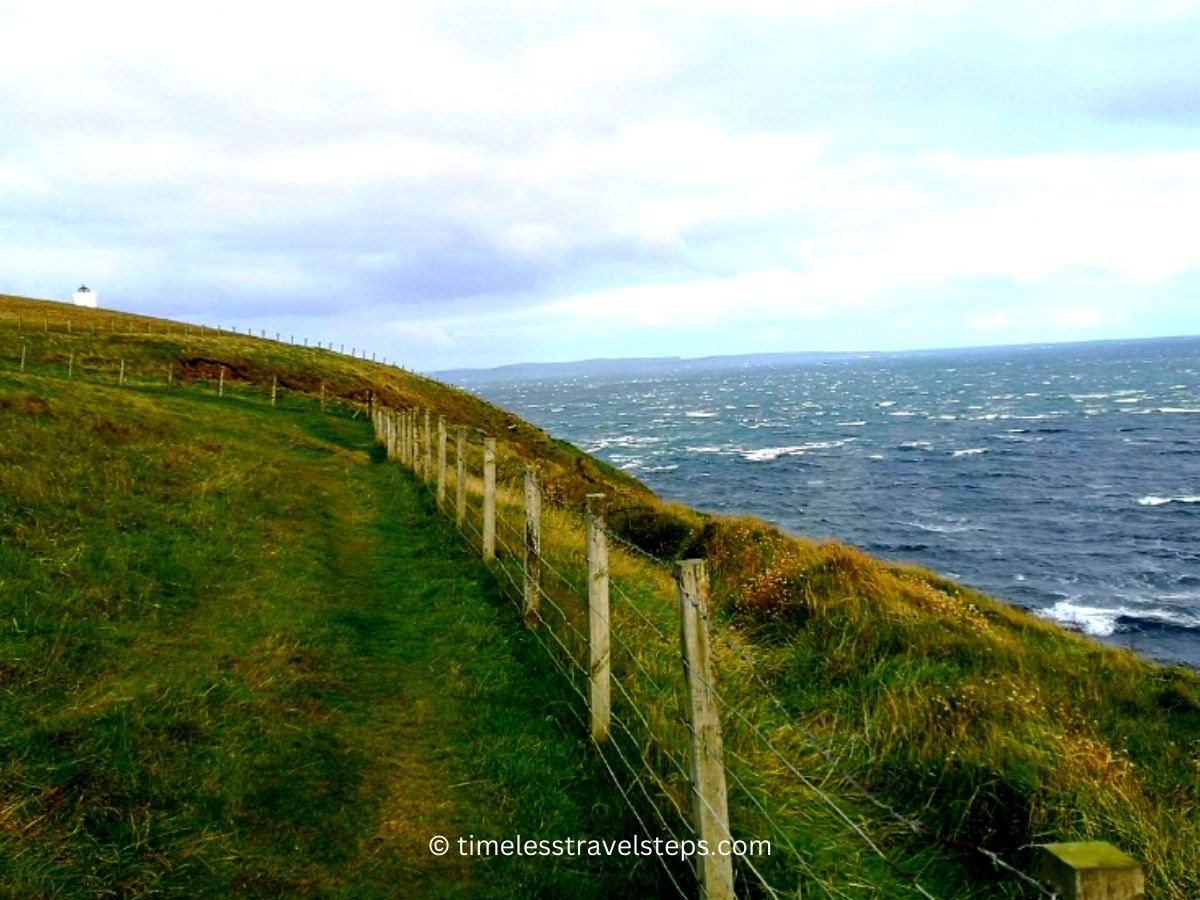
top-left (400, 410), bottom-right (409, 466)
top-left (167, 365), bottom-right (173, 387)
top-left (456, 426), bottom-right (467, 529)
top-left (437, 416), bottom-right (447, 507)
top-left (271, 374), bottom-right (277, 407)
top-left (482, 437), bottom-right (496, 561)
top-left (586, 494), bottom-right (611, 743)
top-left (119, 358), bottom-right (125, 386)
top-left (424, 409), bottom-right (432, 483)
top-left (676, 559), bottom-right (735, 900)
top-left (320, 382), bottom-right (325, 411)
top-left (219, 367), bottom-right (225, 397)
top-left (523, 467), bottom-right (541, 626)
top-left (67, 352), bottom-right (73, 379)
top-left (20, 343), bottom-right (26, 372)
top-left (412, 408), bottom-right (422, 477)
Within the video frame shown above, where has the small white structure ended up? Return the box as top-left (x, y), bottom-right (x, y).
top-left (72, 285), bottom-right (98, 308)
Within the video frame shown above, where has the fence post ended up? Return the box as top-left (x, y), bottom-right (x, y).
top-left (482, 437), bottom-right (496, 561)
top-left (412, 408), bottom-right (422, 477)
top-left (167, 364), bottom-right (173, 387)
top-left (271, 374), bottom-right (277, 407)
top-left (219, 367), bottom-right (225, 397)
top-left (456, 426), bottom-right (467, 528)
top-left (320, 382), bottom-right (326, 411)
top-left (523, 467), bottom-right (541, 626)
top-left (424, 409), bottom-right (432, 483)
top-left (67, 352), bottom-right (73, 379)
top-left (676, 559), bottom-right (735, 900)
top-left (20, 343), bottom-right (26, 372)
top-left (119, 358), bottom-right (125, 386)
top-left (400, 410), bottom-right (409, 466)
top-left (586, 494), bottom-right (611, 743)
top-left (437, 416), bottom-right (447, 507)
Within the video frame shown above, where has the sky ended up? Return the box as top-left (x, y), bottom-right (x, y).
top-left (2, 0), bottom-right (1198, 370)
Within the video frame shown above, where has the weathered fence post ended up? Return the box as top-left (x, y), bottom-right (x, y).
top-left (412, 408), bottom-right (422, 477)
top-left (67, 352), bottom-right (73, 379)
top-left (403, 409), bottom-right (411, 472)
top-left (424, 409), bottom-right (432, 483)
top-left (119, 358), bottom-right (125, 386)
top-left (320, 382), bottom-right (326, 411)
top-left (271, 374), bottom-right (277, 407)
top-left (67, 319), bottom-right (72, 334)
top-left (586, 494), bottom-right (611, 743)
top-left (167, 365), bottom-right (173, 387)
top-left (437, 416), bottom-right (447, 507)
top-left (219, 367), bottom-right (225, 397)
top-left (676, 559), bottom-right (735, 900)
top-left (482, 437), bottom-right (496, 561)
top-left (20, 343), bottom-right (26, 372)
top-left (456, 426), bottom-right (467, 528)
top-left (523, 467), bottom-right (541, 626)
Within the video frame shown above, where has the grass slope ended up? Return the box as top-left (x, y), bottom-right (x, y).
top-left (0, 367), bottom-right (657, 897)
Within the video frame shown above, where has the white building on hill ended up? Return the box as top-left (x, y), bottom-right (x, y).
top-left (73, 285), bottom-right (98, 308)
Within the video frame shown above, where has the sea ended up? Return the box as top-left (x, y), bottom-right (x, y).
top-left (448, 337), bottom-right (1200, 669)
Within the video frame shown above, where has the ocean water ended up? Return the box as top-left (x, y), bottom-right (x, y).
top-left (454, 337), bottom-right (1200, 668)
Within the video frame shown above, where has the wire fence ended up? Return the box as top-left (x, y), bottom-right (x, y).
top-left (369, 403), bottom-right (1067, 900)
top-left (0, 306), bottom-right (416, 372)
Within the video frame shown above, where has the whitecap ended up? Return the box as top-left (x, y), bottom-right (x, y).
top-left (685, 410), bottom-right (718, 418)
top-left (742, 440), bottom-right (850, 462)
top-left (1041, 600), bottom-right (1200, 636)
top-left (1137, 496), bottom-right (1200, 506)
top-left (1159, 407), bottom-right (1200, 414)
top-left (952, 448), bottom-right (987, 457)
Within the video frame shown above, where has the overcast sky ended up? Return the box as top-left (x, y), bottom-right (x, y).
top-left (2, 1), bottom-right (1198, 370)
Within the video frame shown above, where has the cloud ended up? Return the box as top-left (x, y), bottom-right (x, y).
top-left (2, 1), bottom-right (1199, 367)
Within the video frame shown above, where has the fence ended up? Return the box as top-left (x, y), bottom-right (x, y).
top-left (0, 305), bottom-right (415, 373)
top-left (368, 404), bottom-right (1054, 900)
top-left (0, 318), bottom-right (373, 419)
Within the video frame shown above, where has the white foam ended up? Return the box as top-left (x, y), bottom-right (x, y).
top-left (742, 440), bottom-right (850, 462)
top-left (685, 410), bottom-right (718, 418)
top-left (1137, 495), bottom-right (1200, 506)
top-left (1159, 407), bottom-right (1200, 414)
top-left (1042, 600), bottom-right (1200, 637)
top-left (951, 448), bottom-right (987, 457)
top-left (838, 421), bottom-right (867, 427)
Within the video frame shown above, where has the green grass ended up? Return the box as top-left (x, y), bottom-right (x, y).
top-left (0, 370), bottom-right (662, 897)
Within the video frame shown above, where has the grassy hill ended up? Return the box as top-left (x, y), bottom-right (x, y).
top-left (2, 292), bottom-right (1198, 897)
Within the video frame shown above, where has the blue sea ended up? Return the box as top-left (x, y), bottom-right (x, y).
top-left (451, 337), bottom-right (1200, 668)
